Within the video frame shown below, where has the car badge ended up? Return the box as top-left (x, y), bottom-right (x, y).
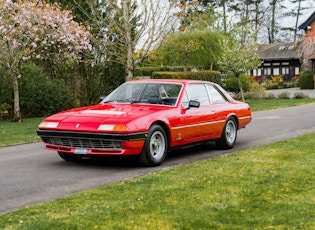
top-left (75, 124), bottom-right (80, 128)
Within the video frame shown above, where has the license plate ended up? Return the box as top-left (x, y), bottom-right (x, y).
top-left (74, 148), bottom-right (88, 154)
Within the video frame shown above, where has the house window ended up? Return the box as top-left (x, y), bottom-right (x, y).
top-left (295, 67), bottom-right (300, 75)
top-left (253, 69), bottom-right (257, 76)
top-left (273, 68), bottom-right (280, 76)
top-left (264, 68), bottom-right (271, 75)
top-left (272, 63), bottom-right (280, 66)
top-left (263, 63), bottom-right (271, 66)
top-left (253, 69), bottom-right (261, 76)
top-left (282, 67), bottom-right (289, 75)
top-left (282, 62), bottom-right (289, 65)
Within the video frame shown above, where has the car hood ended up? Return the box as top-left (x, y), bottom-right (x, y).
top-left (42, 103), bottom-right (169, 131)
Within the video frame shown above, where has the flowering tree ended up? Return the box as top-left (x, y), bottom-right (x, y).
top-left (218, 39), bottom-right (261, 102)
top-left (0, 0), bottom-right (92, 122)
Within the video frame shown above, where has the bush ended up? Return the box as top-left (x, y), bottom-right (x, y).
top-left (277, 91), bottom-right (290, 99)
top-left (18, 64), bottom-right (74, 117)
top-left (298, 71), bottom-right (314, 89)
top-left (224, 74), bottom-right (252, 93)
top-left (264, 93), bottom-right (277, 99)
top-left (135, 66), bottom-right (206, 77)
top-left (293, 92), bottom-right (309, 99)
top-left (152, 70), bottom-right (221, 83)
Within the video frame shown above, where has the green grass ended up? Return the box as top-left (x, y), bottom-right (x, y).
top-left (0, 117), bottom-right (43, 146)
top-left (246, 98), bottom-right (315, 111)
top-left (0, 133), bottom-right (314, 229)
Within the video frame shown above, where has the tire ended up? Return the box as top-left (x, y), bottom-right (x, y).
top-left (216, 117), bottom-right (237, 150)
top-left (138, 124), bottom-right (168, 166)
top-left (58, 152), bottom-right (83, 162)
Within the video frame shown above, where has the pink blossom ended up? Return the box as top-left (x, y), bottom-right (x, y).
top-left (31, 43), bottom-right (37, 48)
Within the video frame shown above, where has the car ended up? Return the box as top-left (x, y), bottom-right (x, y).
top-left (37, 79), bottom-right (251, 166)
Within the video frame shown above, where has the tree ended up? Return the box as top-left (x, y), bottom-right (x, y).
top-left (92, 0), bottom-right (178, 81)
top-left (0, 0), bottom-right (92, 122)
top-left (298, 37), bottom-right (315, 71)
top-left (218, 39), bottom-right (261, 101)
top-left (149, 30), bottom-right (224, 69)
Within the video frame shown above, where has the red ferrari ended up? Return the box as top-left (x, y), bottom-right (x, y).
top-left (37, 79), bottom-right (251, 166)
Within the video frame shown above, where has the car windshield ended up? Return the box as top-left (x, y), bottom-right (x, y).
top-left (102, 82), bottom-right (182, 106)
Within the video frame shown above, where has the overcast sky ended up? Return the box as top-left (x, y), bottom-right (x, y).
top-left (284, 0), bottom-right (314, 28)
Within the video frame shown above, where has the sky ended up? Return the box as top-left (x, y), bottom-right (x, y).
top-left (282, 0), bottom-right (314, 29)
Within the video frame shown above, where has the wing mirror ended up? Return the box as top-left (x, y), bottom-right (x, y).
top-left (188, 100), bottom-right (200, 108)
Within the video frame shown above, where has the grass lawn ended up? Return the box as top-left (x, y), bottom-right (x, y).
top-left (0, 133), bottom-right (314, 229)
top-left (0, 117), bottom-right (43, 147)
top-left (246, 98), bottom-right (315, 111)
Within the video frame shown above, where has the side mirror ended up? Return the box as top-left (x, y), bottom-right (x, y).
top-left (188, 100), bottom-right (200, 108)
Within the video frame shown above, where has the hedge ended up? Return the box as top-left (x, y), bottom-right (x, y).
top-left (134, 66), bottom-right (206, 77)
top-left (151, 70), bottom-right (221, 83)
top-left (299, 71), bottom-right (314, 89)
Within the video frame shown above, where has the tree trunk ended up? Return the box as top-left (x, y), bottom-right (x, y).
top-left (12, 74), bottom-right (22, 122)
top-left (238, 75), bottom-right (245, 102)
top-left (123, 0), bottom-right (134, 82)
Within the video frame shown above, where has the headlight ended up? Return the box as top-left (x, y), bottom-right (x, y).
top-left (98, 124), bottom-right (128, 131)
top-left (39, 122), bottom-right (59, 128)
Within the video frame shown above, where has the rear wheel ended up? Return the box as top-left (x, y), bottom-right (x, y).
top-left (216, 117), bottom-right (237, 149)
top-left (138, 124), bottom-right (167, 166)
top-left (58, 152), bottom-right (83, 162)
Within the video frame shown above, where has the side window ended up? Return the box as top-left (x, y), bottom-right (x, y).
top-left (186, 83), bottom-right (210, 105)
top-left (206, 84), bottom-right (227, 104)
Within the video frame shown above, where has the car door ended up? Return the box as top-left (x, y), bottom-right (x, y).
top-left (170, 83), bottom-right (220, 145)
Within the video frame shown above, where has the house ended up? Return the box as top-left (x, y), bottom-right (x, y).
top-left (298, 11), bottom-right (315, 72)
top-left (250, 11), bottom-right (315, 83)
top-left (251, 42), bottom-right (300, 83)
top-left (298, 11), bottom-right (315, 38)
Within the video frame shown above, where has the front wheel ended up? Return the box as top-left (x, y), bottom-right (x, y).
top-left (216, 117), bottom-right (237, 149)
top-left (138, 124), bottom-right (168, 166)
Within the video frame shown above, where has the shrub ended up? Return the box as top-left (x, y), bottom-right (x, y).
top-left (249, 81), bottom-right (265, 99)
top-left (298, 71), bottom-right (314, 89)
top-left (264, 93), bottom-right (277, 99)
top-left (135, 66), bottom-right (205, 77)
top-left (224, 74), bottom-right (252, 93)
top-left (152, 70), bottom-right (221, 83)
top-left (18, 64), bottom-right (74, 117)
top-left (263, 76), bottom-right (284, 89)
top-left (277, 91), bottom-right (290, 99)
top-left (293, 92), bottom-right (309, 99)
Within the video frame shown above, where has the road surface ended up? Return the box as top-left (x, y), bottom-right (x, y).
top-left (1, 103), bottom-right (315, 214)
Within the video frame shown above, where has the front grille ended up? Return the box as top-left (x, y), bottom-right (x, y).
top-left (41, 136), bottom-right (122, 149)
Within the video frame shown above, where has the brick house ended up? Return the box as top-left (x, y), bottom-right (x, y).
top-left (298, 11), bottom-right (315, 72)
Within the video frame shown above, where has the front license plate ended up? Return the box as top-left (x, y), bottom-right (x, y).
top-left (74, 148), bottom-right (88, 155)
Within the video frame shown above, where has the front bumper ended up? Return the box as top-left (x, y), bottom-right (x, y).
top-left (37, 130), bottom-right (147, 155)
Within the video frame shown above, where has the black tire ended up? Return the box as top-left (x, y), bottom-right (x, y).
top-left (216, 117), bottom-right (237, 150)
top-left (138, 124), bottom-right (168, 166)
top-left (58, 152), bottom-right (83, 162)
